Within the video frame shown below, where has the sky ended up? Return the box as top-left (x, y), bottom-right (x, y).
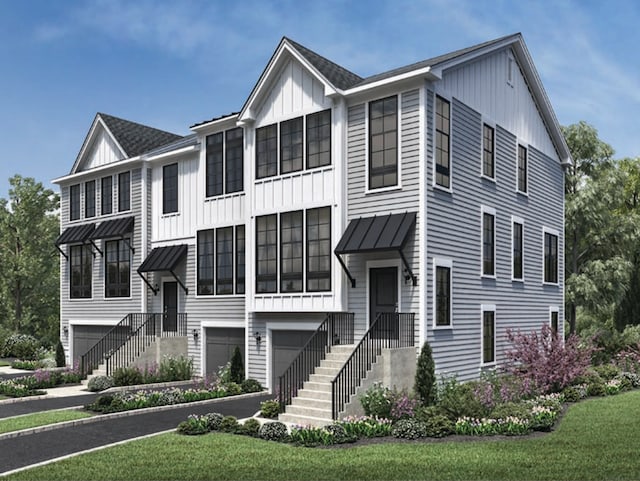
top-left (0, 0), bottom-right (639, 200)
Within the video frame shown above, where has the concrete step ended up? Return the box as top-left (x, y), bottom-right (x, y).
top-left (290, 396), bottom-right (332, 410)
top-left (302, 381), bottom-right (332, 392)
top-left (284, 404), bottom-right (332, 419)
top-left (279, 412), bottom-right (333, 428)
top-left (329, 344), bottom-right (356, 355)
top-left (295, 388), bottom-right (332, 401)
top-left (309, 373), bottom-right (335, 383)
top-left (314, 366), bottom-right (340, 377)
top-left (319, 359), bottom-right (345, 370)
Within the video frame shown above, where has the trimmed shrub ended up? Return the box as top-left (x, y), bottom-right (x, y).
top-left (561, 386), bottom-right (582, 403)
top-left (587, 381), bottom-right (606, 397)
top-left (240, 418), bottom-right (261, 437)
top-left (241, 378), bottom-right (263, 393)
top-left (259, 421), bottom-right (288, 442)
top-left (203, 412), bottom-right (224, 431)
top-left (260, 399), bottom-right (281, 419)
top-left (325, 424), bottom-right (355, 444)
top-left (219, 415), bottom-right (240, 433)
top-left (229, 346), bottom-right (244, 384)
top-left (177, 415), bottom-right (209, 435)
top-left (437, 376), bottom-right (488, 420)
top-left (2, 334), bottom-right (40, 360)
top-left (391, 419), bottom-right (429, 440)
top-left (360, 383), bottom-right (393, 419)
top-left (593, 364), bottom-right (621, 381)
top-left (87, 375), bottom-right (114, 392)
top-left (55, 340), bottom-right (66, 367)
top-left (415, 341), bottom-right (436, 406)
top-left (490, 402), bottom-right (532, 421)
top-left (222, 382), bottom-right (242, 396)
top-left (112, 366), bottom-right (143, 386)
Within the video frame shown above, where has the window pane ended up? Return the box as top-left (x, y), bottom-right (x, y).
top-left (513, 222), bottom-right (523, 279)
top-left (483, 124), bottom-right (495, 178)
top-left (105, 239), bottom-right (130, 298)
top-left (70, 184), bottom-right (80, 221)
top-left (70, 244), bottom-right (92, 298)
top-left (236, 225), bottom-right (245, 294)
top-left (163, 163), bottom-right (178, 214)
top-left (226, 128), bottom-right (244, 193)
top-left (306, 110), bottom-right (331, 168)
top-left (256, 124), bottom-right (278, 179)
top-left (483, 311), bottom-right (495, 363)
top-left (197, 230), bottom-right (215, 295)
top-left (101, 176), bottom-right (112, 215)
top-left (85, 181), bottom-right (95, 218)
top-left (435, 96), bottom-right (451, 188)
top-left (544, 232), bottom-right (558, 283)
top-left (307, 207), bottom-right (331, 292)
top-left (369, 96), bottom-right (398, 189)
top-left (280, 211), bottom-right (303, 292)
top-left (483, 213), bottom-right (495, 276)
top-left (118, 172), bottom-right (130, 212)
top-left (256, 215), bottom-right (277, 293)
top-left (435, 266), bottom-right (451, 326)
top-left (216, 227), bottom-right (233, 294)
top-left (206, 133), bottom-right (224, 197)
top-left (518, 145), bottom-right (528, 193)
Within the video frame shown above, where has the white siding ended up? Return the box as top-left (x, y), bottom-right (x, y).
top-left (79, 129), bottom-right (124, 172)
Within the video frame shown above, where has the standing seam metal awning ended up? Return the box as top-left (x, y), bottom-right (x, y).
top-left (54, 223), bottom-right (96, 260)
top-left (137, 245), bottom-right (189, 295)
top-left (88, 216), bottom-right (135, 257)
top-left (334, 212), bottom-right (417, 287)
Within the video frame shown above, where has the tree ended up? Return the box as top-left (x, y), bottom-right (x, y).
top-left (229, 346), bottom-right (244, 384)
top-left (0, 175), bottom-right (59, 345)
top-left (414, 341), bottom-right (436, 406)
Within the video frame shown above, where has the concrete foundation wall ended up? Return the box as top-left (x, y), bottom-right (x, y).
top-left (132, 337), bottom-right (189, 369)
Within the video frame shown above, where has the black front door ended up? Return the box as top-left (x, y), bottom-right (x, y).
top-left (163, 281), bottom-right (178, 332)
top-left (369, 267), bottom-right (398, 326)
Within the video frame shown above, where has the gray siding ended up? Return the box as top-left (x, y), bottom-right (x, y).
top-left (425, 91), bottom-right (564, 380)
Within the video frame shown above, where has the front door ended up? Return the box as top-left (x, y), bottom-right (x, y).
top-left (369, 267), bottom-right (398, 339)
top-left (163, 281), bottom-right (178, 332)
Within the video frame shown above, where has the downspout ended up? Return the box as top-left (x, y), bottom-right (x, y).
top-left (141, 164), bottom-right (148, 314)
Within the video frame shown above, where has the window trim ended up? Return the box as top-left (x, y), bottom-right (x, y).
top-left (550, 306), bottom-right (560, 335)
top-left (516, 143), bottom-right (528, 195)
top-left (118, 171), bottom-right (131, 213)
top-left (481, 205), bottom-right (496, 279)
top-left (84, 180), bottom-right (96, 219)
top-left (196, 226), bottom-right (245, 298)
top-left (101, 176), bottom-right (113, 216)
top-left (255, 214), bottom-right (278, 294)
top-left (235, 225), bottom-right (245, 295)
top-left (306, 206), bottom-right (332, 292)
top-left (306, 109), bottom-right (332, 170)
top-left (433, 93), bottom-right (452, 193)
top-left (162, 163), bottom-right (179, 215)
top-left (433, 258), bottom-right (453, 329)
top-left (481, 121), bottom-right (496, 182)
top-left (255, 124), bottom-right (279, 180)
top-left (69, 184), bottom-right (81, 221)
top-left (196, 228), bottom-right (215, 296)
top-left (366, 94), bottom-right (400, 192)
top-left (225, 127), bottom-right (244, 194)
top-left (69, 244), bottom-right (92, 300)
top-left (542, 227), bottom-right (560, 285)
top-left (104, 238), bottom-right (131, 299)
top-left (215, 226), bottom-right (234, 295)
top-left (511, 215), bottom-right (525, 282)
top-left (205, 132), bottom-right (224, 198)
top-left (279, 116), bottom-right (304, 175)
top-left (481, 304), bottom-right (496, 366)
top-left (279, 210), bottom-right (304, 293)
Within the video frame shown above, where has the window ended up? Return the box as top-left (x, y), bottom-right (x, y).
top-left (434, 260), bottom-right (452, 327)
top-left (369, 96), bottom-right (398, 189)
top-left (118, 172), bottom-right (130, 212)
top-left (544, 230), bottom-right (558, 284)
top-left (307, 207), bottom-right (331, 292)
top-left (435, 96), bottom-right (451, 188)
top-left (256, 214), bottom-right (277, 293)
top-left (70, 244), bottom-right (91, 299)
top-left (280, 117), bottom-right (303, 174)
top-left (101, 176), bottom-right (112, 215)
top-left (280, 211), bottom-right (303, 292)
top-left (507, 55), bottom-right (515, 86)
top-left (216, 227), bottom-right (233, 295)
top-left (482, 209), bottom-right (495, 277)
top-left (512, 218), bottom-right (524, 281)
top-left (482, 124), bottom-right (495, 179)
top-left (206, 128), bottom-right (244, 197)
top-left (236, 226), bottom-right (245, 294)
top-left (85, 181), bottom-right (95, 218)
top-left (256, 124), bottom-right (278, 179)
top-left (550, 308), bottom-right (559, 335)
top-left (225, 128), bottom-right (244, 193)
top-left (517, 145), bottom-right (527, 193)
top-left (197, 230), bottom-right (215, 295)
top-left (105, 239), bottom-right (130, 298)
top-left (206, 133), bottom-right (223, 197)
top-left (69, 184), bottom-right (80, 221)
top-left (482, 306), bottom-right (496, 364)
top-left (163, 163), bottom-right (178, 214)
top-left (307, 109), bottom-right (331, 169)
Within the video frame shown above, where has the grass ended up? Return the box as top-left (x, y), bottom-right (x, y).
top-left (6, 391), bottom-right (640, 480)
top-left (0, 409), bottom-right (93, 435)
top-left (0, 360), bottom-right (10, 367)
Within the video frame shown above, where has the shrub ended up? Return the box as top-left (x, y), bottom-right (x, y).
top-left (157, 355), bottom-right (193, 382)
top-left (529, 405), bottom-right (557, 431)
top-left (55, 339), bottom-right (66, 367)
top-left (229, 346), bottom-right (244, 384)
top-left (360, 383), bottom-right (393, 419)
top-left (561, 386), bottom-right (582, 403)
top-left (259, 421), bottom-right (288, 442)
top-left (203, 412), bottom-right (224, 431)
top-left (415, 341), bottom-right (436, 406)
top-left (290, 426), bottom-right (336, 446)
top-left (241, 378), bottom-right (263, 393)
top-left (325, 424), bottom-right (355, 444)
top-left (260, 399), bottom-right (281, 418)
top-left (436, 376), bottom-right (488, 420)
top-left (240, 418), bottom-right (261, 437)
top-left (87, 375), bottom-right (114, 392)
top-left (418, 411), bottom-right (454, 438)
top-left (618, 371), bottom-right (640, 388)
top-left (391, 419), bottom-right (429, 440)
top-left (505, 324), bottom-right (593, 394)
top-left (222, 382), bottom-right (242, 396)
top-left (219, 415), bottom-right (240, 433)
top-left (11, 360), bottom-right (44, 370)
top-left (587, 381), bottom-right (606, 397)
top-left (2, 334), bottom-right (40, 360)
top-left (490, 402), bottom-right (532, 421)
top-left (390, 388), bottom-right (419, 421)
top-left (593, 364), bottom-right (621, 381)
top-left (455, 416), bottom-right (529, 436)
top-left (176, 415), bottom-right (210, 435)
top-left (112, 366), bottom-right (143, 386)
top-left (614, 347), bottom-right (640, 375)
top-left (337, 415), bottom-right (393, 438)
top-left (605, 379), bottom-right (623, 395)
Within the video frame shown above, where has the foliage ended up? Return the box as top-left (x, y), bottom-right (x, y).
top-left (112, 366), bottom-right (143, 387)
top-left (240, 418), bottom-right (261, 437)
top-left (414, 341), bottom-right (436, 406)
top-left (390, 388), bottom-right (419, 421)
top-left (593, 363), bottom-right (621, 381)
top-left (240, 378), bottom-right (263, 393)
top-left (222, 382), bottom-right (242, 396)
top-left (203, 412), bottom-right (224, 431)
top-left (176, 415), bottom-right (210, 435)
top-left (471, 371), bottom-right (534, 411)
top-left (229, 346), bottom-right (244, 384)
top-left (87, 375), bottom-right (115, 392)
top-left (10, 359), bottom-right (45, 370)
top-left (260, 399), bottom-right (281, 419)
top-left (111, 356), bottom-right (193, 387)
top-left (219, 415), bottom-right (240, 433)
top-left (289, 425), bottom-right (352, 446)
top-left (1, 333), bottom-right (40, 360)
top-left (55, 339), bottom-right (65, 367)
top-left (337, 415), bottom-right (393, 438)
top-left (455, 416), bottom-right (530, 436)
top-left (0, 365), bottom-right (80, 397)
top-left (490, 402), bottom-right (532, 421)
top-left (436, 376), bottom-right (489, 420)
top-left (391, 418), bottom-right (430, 440)
top-left (360, 383), bottom-right (393, 419)
top-left (258, 421), bottom-right (288, 442)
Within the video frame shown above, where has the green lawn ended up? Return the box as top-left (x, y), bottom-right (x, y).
top-left (6, 391), bottom-right (640, 481)
top-left (0, 360), bottom-right (10, 367)
top-left (0, 409), bottom-right (93, 435)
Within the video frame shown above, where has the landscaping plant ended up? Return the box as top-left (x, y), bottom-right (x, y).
top-left (55, 339), bottom-right (66, 367)
top-left (414, 340), bottom-right (436, 406)
top-left (229, 346), bottom-right (244, 384)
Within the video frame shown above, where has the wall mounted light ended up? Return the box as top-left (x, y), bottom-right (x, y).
top-left (192, 329), bottom-right (199, 341)
top-left (254, 331), bottom-right (262, 345)
top-left (63, 326), bottom-right (69, 337)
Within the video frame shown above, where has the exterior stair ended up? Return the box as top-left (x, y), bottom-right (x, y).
top-left (279, 344), bottom-right (355, 427)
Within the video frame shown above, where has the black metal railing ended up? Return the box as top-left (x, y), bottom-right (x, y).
top-left (278, 312), bottom-right (354, 411)
top-left (331, 312), bottom-right (415, 419)
top-left (79, 312), bottom-right (187, 378)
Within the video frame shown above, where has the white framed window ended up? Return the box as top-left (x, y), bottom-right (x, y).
top-left (549, 306), bottom-right (560, 335)
top-left (433, 258), bottom-right (452, 328)
top-left (543, 227), bottom-right (559, 285)
top-left (481, 304), bottom-right (496, 365)
top-left (516, 144), bottom-right (528, 195)
top-left (511, 215), bottom-right (524, 281)
top-left (366, 96), bottom-right (400, 192)
top-left (481, 122), bottom-right (496, 180)
top-left (434, 94), bottom-right (452, 191)
top-left (481, 205), bottom-right (496, 278)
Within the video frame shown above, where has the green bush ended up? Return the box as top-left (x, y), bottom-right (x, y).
top-left (241, 378), bottom-right (263, 393)
top-left (11, 359), bottom-right (44, 370)
top-left (240, 418), bottom-right (261, 437)
top-left (437, 376), bottom-right (488, 420)
top-left (219, 415), bottom-right (240, 433)
top-left (415, 341), bottom-right (436, 406)
top-left (337, 416), bottom-right (393, 438)
top-left (391, 419), bottom-right (429, 440)
top-left (87, 375), bottom-right (114, 392)
top-left (223, 382), bottom-right (242, 396)
top-left (203, 412), bottom-right (224, 431)
top-left (325, 424), bottom-right (355, 444)
top-left (176, 415), bottom-right (210, 435)
top-left (259, 421), bottom-right (288, 442)
top-left (55, 339), bottom-right (66, 367)
top-left (2, 334), bottom-right (40, 360)
top-left (229, 346), bottom-right (244, 384)
top-left (490, 402), bottom-right (532, 421)
top-left (587, 381), bottom-right (607, 397)
top-left (360, 383), bottom-right (393, 419)
top-left (593, 364), bottom-right (621, 381)
top-left (260, 399), bottom-right (281, 418)
top-left (112, 366), bottom-right (143, 386)
top-left (157, 355), bottom-right (193, 382)
top-left (561, 386), bottom-right (582, 403)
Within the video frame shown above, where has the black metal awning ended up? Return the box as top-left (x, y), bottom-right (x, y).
top-left (137, 245), bottom-right (188, 295)
top-left (55, 223), bottom-right (96, 260)
top-left (90, 216), bottom-right (135, 240)
top-left (334, 212), bottom-right (417, 287)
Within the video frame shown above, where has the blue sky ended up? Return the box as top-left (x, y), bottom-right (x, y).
top-left (1, 0), bottom-right (638, 200)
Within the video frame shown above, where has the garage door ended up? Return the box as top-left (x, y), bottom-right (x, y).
top-left (72, 325), bottom-right (114, 362)
top-left (205, 328), bottom-right (245, 376)
top-left (271, 330), bottom-right (315, 390)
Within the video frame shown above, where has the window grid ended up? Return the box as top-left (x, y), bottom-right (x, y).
top-left (256, 124), bottom-right (278, 179)
top-left (435, 266), bottom-right (451, 326)
top-left (236, 226), bottom-right (245, 295)
top-left (482, 212), bottom-right (495, 276)
top-left (225, 128), bottom-right (244, 194)
top-left (70, 184), bottom-right (80, 221)
top-left (70, 244), bottom-right (92, 299)
top-left (118, 172), bottom-right (130, 212)
top-left (435, 96), bottom-right (451, 188)
top-left (105, 239), bottom-right (130, 298)
top-left (101, 176), bottom-right (112, 215)
top-left (162, 163), bottom-right (178, 214)
top-left (197, 230), bottom-right (215, 295)
top-left (216, 227), bottom-right (233, 295)
top-left (85, 181), bottom-right (95, 218)
top-left (280, 211), bottom-right (303, 292)
top-left (544, 232), bottom-right (558, 283)
top-left (369, 96), bottom-right (398, 189)
top-left (306, 207), bottom-right (331, 292)
top-left (206, 133), bottom-right (224, 197)
top-left (280, 117), bottom-right (303, 175)
top-left (256, 214), bottom-right (277, 293)
top-left (551, 310), bottom-right (559, 334)
top-left (306, 109), bottom-right (331, 169)
top-left (513, 221), bottom-right (523, 280)
top-left (518, 145), bottom-right (527, 193)
top-left (483, 124), bottom-right (495, 178)
top-left (482, 310), bottom-right (495, 364)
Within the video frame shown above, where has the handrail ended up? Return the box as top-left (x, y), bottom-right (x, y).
top-left (278, 312), bottom-right (354, 411)
top-left (331, 312), bottom-right (415, 419)
top-left (79, 312), bottom-right (187, 378)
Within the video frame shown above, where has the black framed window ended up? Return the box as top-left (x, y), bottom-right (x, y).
top-left (482, 310), bottom-right (495, 364)
top-left (307, 109), bottom-right (331, 169)
top-left (70, 244), bottom-right (92, 299)
top-left (483, 124), bottom-right (495, 178)
top-left (280, 117), bottom-right (303, 175)
top-left (118, 172), bottom-right (130, 212)
top-left (307, 206), bottom-right (331, 292)
top-left (518, 145), bottom-right (528, 193)
top-left (551, 310), bottom-right (559, 334)
top-left (256, 124), bottom-right (278, 179)
top-left (236, 225), bottom-right (245, 294)
top-left (256, 214), bottom-right (277, 293)
top-left (216, 227), bottom-right (233, 295)
top-left (105, 239), bottom-right (130, 298)
top-left (101, 176), bottom-right (112, 215)
top-left (206, 133), bottom-right (223, 197)
top-left (435, 265), bottom-right (451, 326)
top-left (544, 231), bottom-right (558, 283)
top-left (435, 96), bottom-right (451, 188)
top-left (226, 128), bottom-right (244, 193)
top-left (85, 181), bottom-right (95, 218)
top-left (369, 96), bottom-right (398, 189)
top-left (69, 184), bottom-right (80, 221)
top-left (513, 221), bottom-right (523, 280)
top-left (482, 212), bottom-right (495, 276)
top-left (163, 163), bottom-right (178, 214)
top-left (280, 211), bottom-right (303, 292)
top-left (197, 230), bottom-right (215, 295)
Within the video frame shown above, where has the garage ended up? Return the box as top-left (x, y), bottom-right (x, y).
top-left (271, 330), bottom-right (315, 390)
top-left (205, 328), bottom-right (245, 377)
top-left (71, 325), bottom-right (115, 362)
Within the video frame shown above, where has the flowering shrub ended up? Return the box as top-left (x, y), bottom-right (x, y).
top-left (605, 378), bottom-right (623, 395)
top-left (618, 371), bottom-right (640, 388)
top-left (176, 414), bottom-right (210, 435)
top-left (360, 383), bottom-right (393, 419)
top-left (436, 376), bottom-right (488, 420)
top-left (0, 379), bottom-right (45, 397)
top-left (391, 418), bottom-right (430, 439)
top-left (614, 347), bottom-right (640, 374)
top-left (259, 421), bottom-right (288, 441)
top-left (529, 405), bottom-right (557, 431)
top-left (455, 416), bottom-right (530, 436)
top-left (112, 356), bottom-right (194, 387)
top-left (87, 375), bottom-right (115, 392)
top-left (10, 359), bottom-right (45, 370)
top-left (390, 389), bottom-right (419, 420)
top-left (289, 425), bottom-right (354, 446)
top-left (1, 334), bottom-right (40, 360)
top-left (0, 365), bottom-right (81, 397)
top-left (337, 415), bottom-right (393, 438)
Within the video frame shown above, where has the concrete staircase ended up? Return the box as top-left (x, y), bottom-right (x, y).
top-left (279, 344), bottom-right (355, 427)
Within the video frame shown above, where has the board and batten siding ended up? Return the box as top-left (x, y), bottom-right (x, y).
top-left (344, 89), bottom-right (421, 340)
top-left (79, 128), bottom-right (124, 172)
top-left (425, 91), bottom-right (564, 381)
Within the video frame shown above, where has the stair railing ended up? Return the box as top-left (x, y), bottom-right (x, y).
top-left (331, 312), bottom-right (415, 419)
top-left (278, 312), bottom-right (354, 412)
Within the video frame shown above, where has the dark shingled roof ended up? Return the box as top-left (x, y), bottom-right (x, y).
top-left (189, 112), bottom-right (239, 130)
top-left (98, 113), bottom-right (183, 158)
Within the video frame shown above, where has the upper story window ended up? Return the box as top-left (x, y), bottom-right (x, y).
top-left (280, 210), bottom-right (303, 292)
top-left (306, 206), bottom-right (331, 292)
top-left (225, 128), bottom-right (244, 194)
top-left (482, 209), bottom-right (496, 277)
top-left (544, 230), bottom-right (558, 284)
top-left (69, 184), bottom-right (80, 221)
top-left (206, 133), bottom-right (224, 197)
top-left (434, 259), bottom-right (452, 327)
top-left (105, 238), bottom-right (130, 298)
top-left (236, 226), bottom-right (245, 295)
top-left (85, 181), bottom-right (96, 218)
top-left (307, 110), bottom-right (331, 169)
top-left (118, 172), bottom-right (130, 212)
top-left (256, 214), bottom-right (278, 293)
top-left (369, 96), bottom-right (398, 189)
top-left (256, 124), bottom-right (278, 179)
top-left (70, 244), bottom-right (92, 299)
top-left (512, 218), bottom-right (524, 281)
top-left (196, 225), bottom-right (245, 296)
top-left (435, 96), bottom-right (451, 189)
top-left (101, 176), bottom-right (112, 215)
top-left (517, 144), bottom-right (528, 194)
top-left (197, 229), bottom-right (214, 295)
top-left (216, 226), bottom-right (233, 295)
top-left (280, 117), bottom-right (303, 175)
top-left (482, 124), bottom-right (495, 179)
top-left (163, 163), bottom-right (178, 214)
